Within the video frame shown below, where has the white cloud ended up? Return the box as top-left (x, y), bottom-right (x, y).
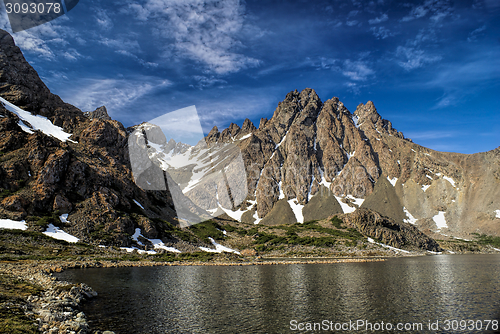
top-left (342, 60), bottom-right (374, 81)
top-left (59, 77), bottom-right (171, 115)
top-left (95, 9), bottom-right (113, 30)
top-left (62, 48), bottom-right (83, 61)
top-left (123, 0), bottom-right (260, 74)
top-left (368, 13), bottom-right (388, 24)
top-left (401, 0), bottom-right (452, 23)
top-left (115, 50), bottom-right (159, 68)
top-left (0, 10), bottom-right (77, 60)
top-left (191, 75), bottom-right (227, 89)
top-left (370, 26), bottom-right (395, 39)
top-left (346, 20), bottom-right (359, 27)
top-left (99, 38), bottom-right (141, 52)
top-left (467, 24), bottom-right (486, 42)
top-left (396, 46), bottom-right (441, 71)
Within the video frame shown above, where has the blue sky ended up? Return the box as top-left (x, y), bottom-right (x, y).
top-left (1, 0), bottom-right (499, 153)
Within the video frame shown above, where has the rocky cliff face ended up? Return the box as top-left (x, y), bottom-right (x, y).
top-left (0, 29), bottom-right (178, 246)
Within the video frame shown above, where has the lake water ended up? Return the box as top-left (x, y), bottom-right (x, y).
top-left (57, 255), bottom-right (500, 333)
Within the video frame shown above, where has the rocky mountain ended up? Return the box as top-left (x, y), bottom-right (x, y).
top-left (194, 88), bottom-right (500, 238)
top-left (0, 28), bottom-right (499, 254)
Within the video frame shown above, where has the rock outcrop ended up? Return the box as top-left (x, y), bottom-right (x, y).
top-left (342, 208), bottom-right (442, 252)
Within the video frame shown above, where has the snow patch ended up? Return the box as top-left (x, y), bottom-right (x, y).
top-left (133, 199), bottom-right (144, 210)
top-left (426, 175), bottom-right (433, 180)
top-left (148, 239), bottom-right (182, 253)
top-left (334, 195), bottom-right (364, 214)
top-left (120, 247), bottom-right (157, 255)
top-left (287, 199), bottom-right (304, 223)
top-left (318, 167), bottom-right (332, 189)
top-left (427, 250), bottom-right (442, 255)
top-left (432, 211), bottom-right (448, 229)
top-left (367, 237), bottom-right (410, 253)
top-left (0, 97), bottom-right (75, 142)
top-left (493, 247), bottom-right (500, 252)
top-left (0, 219), bottom-right (27, 230)
top-left (43, 224), bottom-right (79, 243)
top-left (277, 180), bottom-right (285, 200)
top-left (199, 237), bottom-right (240, 254)
top-left (252, 210), bottom-right (262, 225)
top-left (219, 206), bottom-right (246, 222)
top-left (148, 142), bottom-right (163, 151)
top-left (352, 115), bottom-right (360, 128)
top-left (239, 133), bottom-right (252, 140)
top-left (131, 228), bottom-right (181, 253)
top-left (495, 210), bottom-right (500, 219)
top-left (387, 176), bottom-right (398, 187)
top-left (403, 207), bottom-right (417, 224)
top-left (275, 134), bottom-right (287, 149)
top-left (346, 151), bottom-right (355, 160)
top-left (442, 176), bottom-right (457, 188)
top-left (421, 185), bottom-right (431, 192)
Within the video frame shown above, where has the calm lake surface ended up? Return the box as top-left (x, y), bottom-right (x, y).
top-left (57, 255), bottom-right (500, 334)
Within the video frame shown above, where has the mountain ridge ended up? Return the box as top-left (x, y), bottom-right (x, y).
top-left (1, 28), bottom-right (499, 253)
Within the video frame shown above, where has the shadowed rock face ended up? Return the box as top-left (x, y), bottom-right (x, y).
top-left (342, 208), bottom-right (442, 252)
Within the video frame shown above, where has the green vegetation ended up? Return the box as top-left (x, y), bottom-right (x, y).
top-left (188, 220), bottom-right (224, 242)
top-left (0, 189), bottom-right (12, 199)
top-left (89, 223), bottom-right (115, 244)
top-left (0, 229), bottom-right (97, 261)
top-left (0, 274), bottom-right (41, 334)
top-left (473, 233), bottom-right (500, 248)
top-left (252, 218), bottom-right (363, 248)
top-left (330, 216), bottom-right (343, 229)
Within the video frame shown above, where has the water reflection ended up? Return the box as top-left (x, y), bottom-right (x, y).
top-left (57, 255), bottom-right (500, 334)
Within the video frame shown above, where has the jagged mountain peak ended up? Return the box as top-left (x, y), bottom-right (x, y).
top-left (241, 118), bottom-right (256, 134)
top-left (84, 106), bottom-right (111, 121)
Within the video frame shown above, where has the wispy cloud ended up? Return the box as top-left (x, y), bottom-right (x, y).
top-left (405, 130), bottom-right (456, 140)
top-left (370, 26), bottom-right (395, 39)
top-left (396, 46), bottom-right (441, 71)
top-left (0, 11), bottom-right (78, 60)
top-left (59, 76), bottom-right (171, 115)
top-left (190, 75), bottom-right (227, 90)
top-left (467, 24), bottom-right (487, 42)
top-left (95, 8), bottom-right (113, 30)
top-left (342, 59), bottom-right (374, 81)
top-left (123, 0), bottom-right (260, 74)
top-left (368, 13), bottom-right (388, 24)
top-left (401, 0), bottom-right (453, 23)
